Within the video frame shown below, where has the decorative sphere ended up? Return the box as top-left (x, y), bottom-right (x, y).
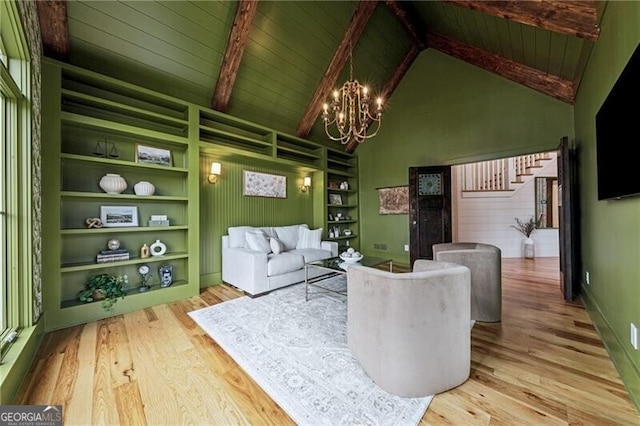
top-left (107, 239), bottom-right (120, 250)
top-left (347, 247), bottom-right (355, 254)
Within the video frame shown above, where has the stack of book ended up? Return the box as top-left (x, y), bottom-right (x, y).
top-left (96, 248), bottom-right (130, 263)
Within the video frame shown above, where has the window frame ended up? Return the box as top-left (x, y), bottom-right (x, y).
top-left (0, 0), bottom-right (33, 360)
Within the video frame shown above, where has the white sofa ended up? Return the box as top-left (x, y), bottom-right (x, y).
top-left (222, 224), bottom-right (338, 296)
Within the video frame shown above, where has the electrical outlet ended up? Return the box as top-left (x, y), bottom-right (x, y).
top-left (631, 323), bottom-right (638, 350)
top-left (404, 244), bottom-right (409, 252)
top-left (585, 271), bottom-right (590, 285)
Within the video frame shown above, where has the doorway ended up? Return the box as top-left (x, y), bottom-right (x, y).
top-left (451, 151), bottom-right (559, 258)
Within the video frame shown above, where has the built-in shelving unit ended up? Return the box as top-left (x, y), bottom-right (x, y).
top-left (326, 148), bottom-right (359, 251)
top-left (42, 60), bottom-right (199, 330)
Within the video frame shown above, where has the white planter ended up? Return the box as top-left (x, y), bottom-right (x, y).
top-left (134, 181), bottom-right (155, 196)
top-left (99, 173), bottom-right (127, 194)
top-left (523, 237), bottom-right (535, 259)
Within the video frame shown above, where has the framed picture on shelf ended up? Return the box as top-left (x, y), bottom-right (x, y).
top-left (329, 194), bottom-right (343, 205)
top-left (100, 205), bottom-right (139, 227)
top-left (328, 213), bottom-right (334, 221)
top-left (135, 144), bottom-right (172, 167)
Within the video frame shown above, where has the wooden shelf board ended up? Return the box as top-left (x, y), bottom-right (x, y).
top-left (61, 153), bottom-right (188, 173)
top-left (60, 191), bottom-right (188, 201)
top-left (61, 252), bottom-right (189, 273)
top-left (61, 226), bottom-right (188, 235)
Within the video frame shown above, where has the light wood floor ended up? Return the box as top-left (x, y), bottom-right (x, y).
top-left (16, 257), bottom-right (640, 425)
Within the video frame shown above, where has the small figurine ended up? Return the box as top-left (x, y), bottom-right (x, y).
top-left (85, 217), bottom-right (103, 228)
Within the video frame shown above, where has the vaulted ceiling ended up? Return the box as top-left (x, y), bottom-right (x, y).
top-left (37, 1), bottom-right (604, 153)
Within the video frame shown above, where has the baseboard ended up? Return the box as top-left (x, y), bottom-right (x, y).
top-left (199, 272), bottom-right (222, 288)
top-left (581, 287), bottom-right (640, 412)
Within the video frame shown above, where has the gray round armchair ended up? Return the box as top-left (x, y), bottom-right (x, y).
top-left (433, 242), bottom-right (502, 322)
top-left (347, 260), bottom-right (471, 397)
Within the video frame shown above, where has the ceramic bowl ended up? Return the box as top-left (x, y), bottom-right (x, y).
top-left (339, 253), bottom-right (363, 263)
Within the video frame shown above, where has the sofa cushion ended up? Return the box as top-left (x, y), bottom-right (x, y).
top-left (296, 227), bottom-right (323, 249)
top-left (228, 226), bottom-right (255, 248)
top-left (245, 230), bottom-right (272, 253)
top-left (267, 252), bottom-right (304, 276)
top-left (228, 226), bottom-right (276, 248)
top-left (275, 224), bottom-right (308, 251)
top-left (288, 248), bottom-right (332, 263)
top-left (270, 237), bottom-right (284, 254)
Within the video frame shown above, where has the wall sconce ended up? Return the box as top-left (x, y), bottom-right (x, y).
top-left (208, 162), bottom-right (221, 184)
top-left (301, 176), bottom-right (312, 192)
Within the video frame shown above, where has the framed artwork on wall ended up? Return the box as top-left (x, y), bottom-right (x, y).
top-left (378, 186), bottom-right (409, 214)
top-left (243, 170), bottom-right (287, 198)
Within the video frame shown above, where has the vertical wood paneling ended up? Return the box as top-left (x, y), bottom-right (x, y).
top-left (199, 153), bottom-right (315, 285)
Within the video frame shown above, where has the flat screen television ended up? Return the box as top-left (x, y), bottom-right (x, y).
top-left (595, 42), bottom-right (640, 201)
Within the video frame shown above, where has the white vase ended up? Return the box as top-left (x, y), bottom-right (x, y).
top-left (150, 239), bottom-right (167, 257)
top-left (99, 173), bottom-right (127, 194)
top-left (523, 237), bottom-right (535, 259)
top-left (134, 181), bottom-right (155, 196)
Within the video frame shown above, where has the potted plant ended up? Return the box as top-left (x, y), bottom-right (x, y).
top-left (78, 273), bottom-right (128, 311)
top-left (511, 216), bottom-right (539, 258)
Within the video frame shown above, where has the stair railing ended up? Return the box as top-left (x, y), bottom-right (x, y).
top-left (461, 153), bottom-right (552, 192)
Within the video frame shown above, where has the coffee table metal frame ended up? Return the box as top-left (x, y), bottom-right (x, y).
top-left (304, 256), bottom-right (393, 301)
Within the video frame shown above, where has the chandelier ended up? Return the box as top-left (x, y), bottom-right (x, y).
top-left (321, 51), bottom-right (383, 145)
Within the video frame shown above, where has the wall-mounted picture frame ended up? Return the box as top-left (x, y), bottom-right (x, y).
top-left (100, 205), bottom-right (139, 227)
top-left (329, 193), bottom-right (343, 205)
top-left (135, 144), bottom-right (172, 167)
top-left (243, 170), bottom-right (287, 198)
top-left (378, 186), bottom-right (409, 214)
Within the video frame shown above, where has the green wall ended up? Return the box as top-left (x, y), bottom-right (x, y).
top-left (356, 49), bottom-right (574, 263)
top-left (199, 153), bottom-right (317, 286)
top-left (574, 1), bottom-right (640, 409)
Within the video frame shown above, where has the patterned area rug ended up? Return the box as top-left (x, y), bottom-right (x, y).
top-left (188, 276), bottom-right (432, 425)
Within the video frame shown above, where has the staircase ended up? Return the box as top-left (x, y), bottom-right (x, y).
top-left (460, 152), bottom-right (555, 194)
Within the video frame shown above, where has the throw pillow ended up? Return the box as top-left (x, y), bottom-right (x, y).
top-left (228, 226), bottom-right (255, 248)
top-left (296, 227), bottom-right (323, 249)
top-left (245, 231), bottom-right (272, 253)
top-left (270, 237), bottom-right (284, 254)
top-left (276, 224), bottom-right (308, 251)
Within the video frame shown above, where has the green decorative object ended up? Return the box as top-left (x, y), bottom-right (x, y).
top-left (77, 273), bottom-right (128, 311)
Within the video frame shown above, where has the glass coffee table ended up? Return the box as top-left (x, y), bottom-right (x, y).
top-left (304, 256), bottom-right (393, 301)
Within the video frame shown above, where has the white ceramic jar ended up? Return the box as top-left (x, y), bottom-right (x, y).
top-left (134, 181), bottom-right (155, 196)
top-left (99, 173), bottom-right (127, 194)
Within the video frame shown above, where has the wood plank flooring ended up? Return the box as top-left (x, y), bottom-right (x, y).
top-left (16, 257), bottom-right (640, 424)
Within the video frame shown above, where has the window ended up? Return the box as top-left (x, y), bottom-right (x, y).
top-left (0, 0), bottom-right (32, 358)
top-left (1, 85), bottom-right (5, 333)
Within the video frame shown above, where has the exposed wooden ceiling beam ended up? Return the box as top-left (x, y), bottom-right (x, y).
top-left (296, 1), bottom-right (378, 139)
top-left (444, 0), bottom-right (600, 42)
top-left (384, 0), bottom-right (427, 49)
top-left (36, 0), bottom-right (70, 60)
top-left (211, 0), bottom-right (260, 112)
top-left (344, 44), bottom-right (421, 153)
top-left (427, 32), bottom-right (575, 104)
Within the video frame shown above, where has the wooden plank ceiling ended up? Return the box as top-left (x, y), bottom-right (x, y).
top-left (37, 0), bottom-right (602, 154)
